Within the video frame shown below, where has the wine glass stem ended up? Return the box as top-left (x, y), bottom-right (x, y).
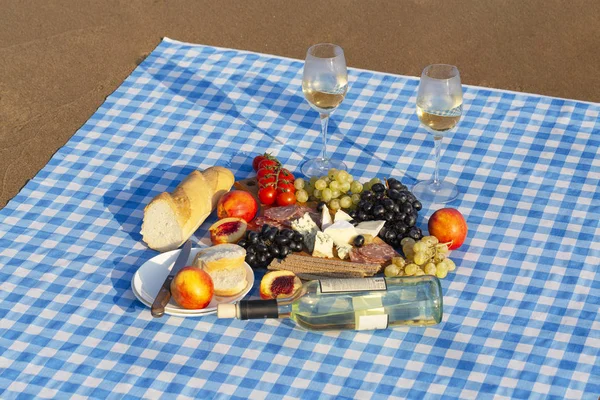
top-left (320, 113), bottom-right (329, 160)
top-left (433, 135), bottom-right (443, 186)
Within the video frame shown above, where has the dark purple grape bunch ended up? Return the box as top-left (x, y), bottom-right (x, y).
top-left (348, 178), bottom-right (423, 247)
top-left (237, 224), bottom-right (304, 269)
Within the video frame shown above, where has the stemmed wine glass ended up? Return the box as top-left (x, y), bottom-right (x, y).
top-left (413, 64), bottom-right (463, 204)
top-left (301, 43), bottom-right (348, 177)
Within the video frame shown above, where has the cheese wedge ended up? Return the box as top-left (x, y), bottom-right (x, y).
top-left (291, 212), bottom-right (319, 253)
top-left (313, 231), bottom-right (334, 258)
top-left (321, 204), bottom-right (333, 230)
top-left (333, 209), bottom-right (353, 223)
top-left (355, 220), bottom-right (386, 237)
top-left (323, 220), bottom-right (358, 247)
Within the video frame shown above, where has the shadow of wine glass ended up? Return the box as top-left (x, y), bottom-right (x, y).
top-left (142, 58), bottom-right (417, 184)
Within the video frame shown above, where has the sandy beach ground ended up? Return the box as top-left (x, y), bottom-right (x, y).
top-left (1, 0), bottom-right (599, 208)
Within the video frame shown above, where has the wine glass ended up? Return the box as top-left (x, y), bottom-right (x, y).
top-left (301, 43), bottom-right (348, 177)
top-left (413, 64), bottom-right (463, 204)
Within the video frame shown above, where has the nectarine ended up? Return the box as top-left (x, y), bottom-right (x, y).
top-left (260, 270), bottom-right (302, 300)
top-left (428, 208), bottom-right (468, 250)
top-left (170, 266), bottom-right (214, 309)
top-left (217, 190), bottom-right (258, 223)
top-left (209, 217), bottom-right (247, 245)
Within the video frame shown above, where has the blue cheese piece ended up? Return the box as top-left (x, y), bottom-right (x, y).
top-left (333, 209), bottom-right (353, 223)
top-left (336, 243), bottom-right (353, 260)
top-left (291, 212), bottom-right (319, 252)
top-left (321, 204), bottom-right (333, 230)
top-left (323, 221), bottom-right (358, 247)
top-left (312, 231), bottom-right (334, 258)
top-left (355, 220), bottom-right (386, 237)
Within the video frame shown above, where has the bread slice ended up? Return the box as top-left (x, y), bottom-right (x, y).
top-left (193, 244), bottom-right (246, 272)
top-left (141, 167), bottom-right (234, 252)
top-left (206, 265), bottom-right (248, 297)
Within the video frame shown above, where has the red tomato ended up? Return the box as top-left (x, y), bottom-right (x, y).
top-left (258, 186), bottom-right (277, 205)
top-left (258, 176), bottom-right (277, 188)
top-left (276, 191), bottom-right (296, 206)
top-left (253, 153), bottom-right (280, 171)
top-left (276, 181), bottom-right (295, 194)
top-left (258, 159), bottom-right (280, 170)
top-left (278, 168), bottom-right (295, 182)
top-left (257, 167), bottom-right (277, 180)
top-left (252, 155), bottom-right (267, 171)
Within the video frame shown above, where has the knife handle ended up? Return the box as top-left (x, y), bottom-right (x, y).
top-left (151, 275), bottom-right (174, 318)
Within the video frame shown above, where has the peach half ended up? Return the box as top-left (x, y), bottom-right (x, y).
top-left (259, 270), bottom-right (302, 300)
top-left (209, 217), bottom-right (247, 245)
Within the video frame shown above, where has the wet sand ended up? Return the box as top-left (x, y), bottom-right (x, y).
top-left (1, 0), bottom-right (599, 208)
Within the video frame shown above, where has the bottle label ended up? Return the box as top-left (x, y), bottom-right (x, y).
top-left (319, 277), bottom-right (387, 294)
top-left (356, 314), bottom-right (389, 330)
top-left (352, 296), bottom-right (388, 330)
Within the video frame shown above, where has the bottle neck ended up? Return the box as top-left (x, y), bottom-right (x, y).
top-left (236, 299), bottom-right (292, 320)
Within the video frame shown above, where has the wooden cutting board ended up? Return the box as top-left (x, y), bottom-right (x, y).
top-left (234, 177), bottom-right (396, 275)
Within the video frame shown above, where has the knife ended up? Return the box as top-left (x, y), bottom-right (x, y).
top-left (151, 240), bottom-right (192, 318)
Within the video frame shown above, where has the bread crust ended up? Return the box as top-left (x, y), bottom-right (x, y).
top-left (141, 167), bottom-right (235, 252)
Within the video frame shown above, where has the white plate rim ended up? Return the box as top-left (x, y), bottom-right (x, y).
top-left (131, 247), bottom-right (254, 316)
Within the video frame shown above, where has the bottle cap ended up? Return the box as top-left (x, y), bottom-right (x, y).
top-left (217, 303), bottom-right (236, 318)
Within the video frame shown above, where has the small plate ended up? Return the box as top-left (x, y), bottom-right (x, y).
top-left (132, 247), bottom-right (254, 317)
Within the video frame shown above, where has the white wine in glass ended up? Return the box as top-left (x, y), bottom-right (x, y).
top-left (413, 64), bottom-right (463, 204)
top-left (301, 43), bottom-right (348, 177)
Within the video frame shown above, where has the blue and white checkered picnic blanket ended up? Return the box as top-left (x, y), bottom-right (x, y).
top-left (1, 37), bottom-right (598, 399)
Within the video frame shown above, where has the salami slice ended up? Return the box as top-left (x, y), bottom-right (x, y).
top-left (349, 248), bottom-right (371, 263)
top-left (252, 216), bottom-right (284, 230)
top-left (264, 205), bottom-right (301, 222)
top-left (355, 243), bottom-right (396, 264)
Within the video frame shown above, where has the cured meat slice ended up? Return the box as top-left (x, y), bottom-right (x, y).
top-left (349, 248), bottom-right (371, 263)
top-left (252, 216), bottom-right (284, 230)
top-left (264, 205), bottom-right (301, 222)
top-left (351, 243), bottom-right (396, 264)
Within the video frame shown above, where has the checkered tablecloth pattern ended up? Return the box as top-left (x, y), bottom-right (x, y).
top-left (0, 38), bottom-right (598, 399)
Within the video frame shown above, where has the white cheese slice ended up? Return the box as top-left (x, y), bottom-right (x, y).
top-left (355, 220), bottom-right (386, 237)
top-left (291, 212), bottom-right (319, 252)
top-left (333, 209), bottom-right (353, 223)
top-left (336, 244), bottom-right (353, 260)
top-left (313, 231), bottom-right (334, 258)
top-left (324, 220), bottom-right (358, 248)
top-left (321, 204), bottom-right (333, 230)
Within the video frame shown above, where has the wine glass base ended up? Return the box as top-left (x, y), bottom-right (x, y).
top-left (412, 179), bottom-right (459, 204)
top-left (301, 157), bottom-right (347, 178)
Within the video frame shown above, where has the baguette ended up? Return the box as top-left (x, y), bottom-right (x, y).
top-left (141, 167), bottom-right (235, 252)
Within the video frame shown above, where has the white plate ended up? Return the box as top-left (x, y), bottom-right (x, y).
top-left (132, 247), bottom-right (254, 317)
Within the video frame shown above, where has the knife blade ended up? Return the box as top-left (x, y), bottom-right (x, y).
top-left (151, 240), bottom-right (192, 318)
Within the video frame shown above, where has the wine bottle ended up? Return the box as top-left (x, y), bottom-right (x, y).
top-left (217, 276), bottom-right (443, 331)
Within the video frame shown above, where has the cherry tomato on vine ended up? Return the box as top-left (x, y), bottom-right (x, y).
top-left (258, 186), bottom-right (277, 205)
top-left (257, 167), bottom-right (277, 180)
top-left (258, 159), bottom-right (280, 170)
top-left (278, 168), bottom-right (295, 182)
top-left (253, 154), bottom-right (280, 171)
top-left (276, 182), bottom-right (295, 194)
top-left (258, 176), bottom-right (277, 188)
top-left (276, 191), bottom-right (296, 206)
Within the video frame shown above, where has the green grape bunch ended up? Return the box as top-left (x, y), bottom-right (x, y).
top-left (294, 168), bottom-right (366, 210)
top-left (385, 235), bottom-right (457, 279)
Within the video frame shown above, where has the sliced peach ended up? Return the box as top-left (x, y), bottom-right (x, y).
top-left (260, 270), bottom-right (302, 300)
top-left (209, 217), bottom-right (247, 245)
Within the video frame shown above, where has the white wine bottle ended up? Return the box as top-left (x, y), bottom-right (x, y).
top-left (217, 276), bottom-right (443, 331)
